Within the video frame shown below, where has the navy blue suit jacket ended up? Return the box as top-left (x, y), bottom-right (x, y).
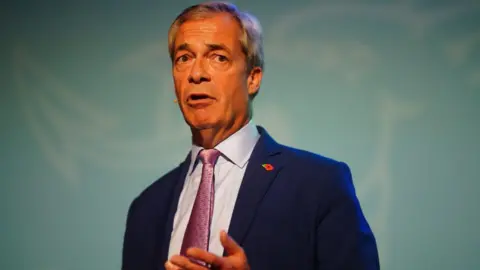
top-left (122, 126), bottom-right (380, 269)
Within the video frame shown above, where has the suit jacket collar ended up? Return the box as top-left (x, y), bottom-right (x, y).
top-left (159, 152), bottom-right (191, 266)
top-left (226, 126), bottom-right (285, 252)
top-left (251, 125), bottom-right (283, 157)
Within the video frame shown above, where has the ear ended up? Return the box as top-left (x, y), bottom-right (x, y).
top-left (247, 67), bottom-right (263, 97)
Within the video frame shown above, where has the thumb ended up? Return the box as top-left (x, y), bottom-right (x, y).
top-left (220, 230), bottom-right (242, 255)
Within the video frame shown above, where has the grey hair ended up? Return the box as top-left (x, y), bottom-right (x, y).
top-left (167, 1), bottom-right (264, 73)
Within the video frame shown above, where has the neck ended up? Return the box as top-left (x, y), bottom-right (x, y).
top-left (191, 116), bottom-right (250, 149)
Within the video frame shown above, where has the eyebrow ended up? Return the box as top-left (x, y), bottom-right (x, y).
top-left (205, 43), bottom-right (232, 54)
top-left (174, 42), bottom-right (232, 55)
top-left (175, 43), bottom-right (191, 53)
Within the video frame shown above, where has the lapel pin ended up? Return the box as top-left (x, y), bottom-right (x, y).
top-left (262, 163), bottom-right (274, 171)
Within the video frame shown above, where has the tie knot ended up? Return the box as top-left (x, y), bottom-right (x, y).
top-left (198, 149), bottom-right (221, 165)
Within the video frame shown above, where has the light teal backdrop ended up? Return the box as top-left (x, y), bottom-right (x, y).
top-left (2, 0), bottom-right (479, 269)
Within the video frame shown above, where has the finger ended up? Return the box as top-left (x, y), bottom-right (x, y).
top-left (220, 230), bottom-right (243, 255)
top-left (187, 247), bottom-right (225, 267)
top-left (165, 260), bottom-right (182, 270)
top-left (170, 255), bottom-right (207, 270)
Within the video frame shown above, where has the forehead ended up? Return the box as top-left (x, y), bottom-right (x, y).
top-left (175, 13), bottom-right (242, 51)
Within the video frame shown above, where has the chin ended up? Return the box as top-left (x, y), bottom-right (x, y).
top-left (185, 117), bottom-right (218, 130)
top-left (191, 123), bottom-right (216, 130)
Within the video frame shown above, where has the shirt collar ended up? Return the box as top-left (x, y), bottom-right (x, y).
top-left (188, 120), bottom-right (260, 174)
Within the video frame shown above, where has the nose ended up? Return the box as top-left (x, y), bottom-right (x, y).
top-left (188, 58), bottom-right (210, 84)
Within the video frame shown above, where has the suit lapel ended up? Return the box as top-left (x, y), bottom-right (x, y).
top-left (159, 153), bottom-right (192, 265)
top-left (226, 126), bottom-right (285, 250)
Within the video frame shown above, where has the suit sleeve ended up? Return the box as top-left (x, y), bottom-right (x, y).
top-left (315, 162), bottom-right (380, 269)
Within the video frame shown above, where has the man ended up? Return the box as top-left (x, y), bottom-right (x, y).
top-left (122, 2), bottom-right (380, 269)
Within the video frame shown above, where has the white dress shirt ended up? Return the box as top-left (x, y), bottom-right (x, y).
top-left (167, 120), bottom-right (260, 258)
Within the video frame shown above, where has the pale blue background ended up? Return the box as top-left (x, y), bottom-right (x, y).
top-left (1, 0), bottom-right (479, 269)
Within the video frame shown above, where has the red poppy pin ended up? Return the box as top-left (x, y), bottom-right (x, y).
top-left (262, 163), bottom-right (274, 171)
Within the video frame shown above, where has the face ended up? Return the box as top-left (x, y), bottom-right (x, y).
top-left (172, 13), bottom-right (262, 131)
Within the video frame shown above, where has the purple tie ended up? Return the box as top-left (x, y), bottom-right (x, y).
top-left (180, 148), bottom-right (221, 259)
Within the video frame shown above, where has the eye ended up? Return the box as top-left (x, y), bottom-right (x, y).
top-left (175, 54), bottom-right (191, 63)
top-left (213, 54), bottom-right (228, 62)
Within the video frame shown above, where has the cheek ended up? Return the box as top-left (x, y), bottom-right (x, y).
top-left (173, 77), bottom-right (186, 97)
top-left (218, 77), bottom-right (248, 104)
top-left (222, 89), bottom-right (249, 115)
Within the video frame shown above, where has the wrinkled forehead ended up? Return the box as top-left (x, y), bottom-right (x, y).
top-left (174, 13), bottom-right (243, 54)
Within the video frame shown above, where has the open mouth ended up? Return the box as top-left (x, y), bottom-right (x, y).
top-left (188, 93), bottom-right (213, 101)
top-left (186, 93), bottom-right (215, 108)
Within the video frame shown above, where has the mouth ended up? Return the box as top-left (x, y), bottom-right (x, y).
top-left (186, 93), bottom-right (216, 108)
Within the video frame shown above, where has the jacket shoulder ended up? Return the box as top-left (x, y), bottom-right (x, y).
top-left (280, 144), bottom-right (349, 171)
top-left (277, 144), bottom-right (355, 195)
